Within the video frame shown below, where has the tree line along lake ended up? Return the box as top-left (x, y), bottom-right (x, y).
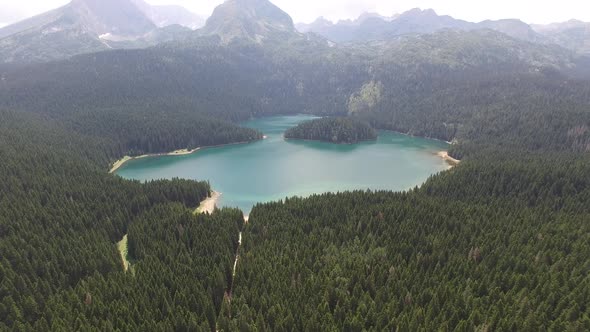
top-left (115, 115), bottom-right (451, 214)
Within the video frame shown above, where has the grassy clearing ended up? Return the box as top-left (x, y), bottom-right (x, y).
top-left (117, 234), bottom-right (134, 274)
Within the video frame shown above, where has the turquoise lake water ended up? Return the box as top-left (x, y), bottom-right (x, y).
top-left (116, 115), bottom-right (450, 214)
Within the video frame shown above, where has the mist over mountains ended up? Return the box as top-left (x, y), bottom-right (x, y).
top-left (200, 0), bottom-right (296, 44)
top-left (0, 0), bottom-right (590, 64)
top-left (0, 0), bottom-right (203, 63)
top-left (130, 0), bottom-right (205, 29)
top-left (297, 8), bottom-right (586, 52)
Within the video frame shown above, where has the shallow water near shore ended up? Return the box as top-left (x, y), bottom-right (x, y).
top-left (116, 115), bottom-right (450, 214)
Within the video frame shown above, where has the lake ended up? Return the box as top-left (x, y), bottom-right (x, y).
top-left (116, 115), bottom-right (450, 214)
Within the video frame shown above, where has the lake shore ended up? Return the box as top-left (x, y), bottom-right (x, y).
top-left (195, 191), bottom-right (222, 214)
top-left (381, 129), bottom-right (454, 145)
top-left (109, 139), bottom-right (263, 174)
top-left (438, 151), bottom-right (461, 167)
top-left (115, 116), bottom-right (449, 213)
top-left (109, 148), bottom-right (201, 174)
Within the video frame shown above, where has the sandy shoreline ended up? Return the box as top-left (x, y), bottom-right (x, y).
top-left (109, 148), bottom-right (201, 174)
top-left (195, 191), bottom-right (222, 214)
top-left (438, 151), bottom-right (461, 168)
top-left (168, 148), bottom-right (201, 156)
top-left (108, 137), bottom-right (264, 174)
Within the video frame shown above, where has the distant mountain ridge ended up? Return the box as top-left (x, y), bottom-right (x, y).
top-left (295, 13), bottom-right (397, 33)
top-left (0, 0), bottom-right (153, 41)
top-left (200, 0), bottom-right (298, 44)
top-left (1, 0), bottom-right (590, 65)
top-left (296, 8), bottom-right (590, 55)
top-left (0, 0), bottom-right (147, 63)
top-left (296, 8), bottom-right (543, 45)
top-left (478, 19), bottom-right (541, 43)
top-left (131, 0), bottom-right (205, 29)
top-left (0, 0), bottom-right (202, 63)
top-left (532, 20), bottom-right (590, 55)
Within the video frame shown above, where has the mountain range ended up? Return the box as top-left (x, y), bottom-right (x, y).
top-left (199, 0), bottom-right (298, 44)
top-left (297, 8), bottom-right (589, 54)
top-left (0, 0), bottom-right (590, 64)
top-left (532, 20), bottom-right (590, 55)
top-left (0, 0), bottom-right (203, 63)
top-left (1, 0), bottom-right (585, 122)
top-left (130, 0), bottom-right (205, 30)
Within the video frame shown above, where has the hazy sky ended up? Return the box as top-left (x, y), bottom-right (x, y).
top-left (1, 0), bottom-right (589, 27)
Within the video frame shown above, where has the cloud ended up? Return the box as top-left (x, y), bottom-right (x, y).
top-left (0, 0), bottom-right (68, 19)
top-left (147, 0), bottom-right (590, 24)
top-left (1, 0), bottom-right (590, 26)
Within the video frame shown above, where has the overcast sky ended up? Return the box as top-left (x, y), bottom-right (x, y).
top-left (1, 0), bottom-right (589, 27)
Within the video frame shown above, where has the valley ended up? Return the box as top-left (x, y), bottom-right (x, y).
top-left (0, 0), bottom-right (589, 330)
top-left (115, 115), bottom-right (450, 213)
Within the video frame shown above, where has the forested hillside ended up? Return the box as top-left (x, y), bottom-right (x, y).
top-left (363, 70), bottom-right (590, 154)
top-left (68, 108), bottom-right (263, 160)
top-left (0, 98), bottom-right (253, 331)
top-left (226, 152), bottom-right (590, 331)
top-left (1, 30), bottom-right (588, 154)
top-left (0, 67), bottom-right (263, 167)
top-left (2, 97), bottom-right (589, 330)
top-left (284, 117), bottom-right (377, 143)
top-left (46, 205), bottom-right (243, 330)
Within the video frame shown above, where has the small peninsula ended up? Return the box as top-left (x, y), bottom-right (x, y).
top-left (284, 117), bottom-right (378, 144)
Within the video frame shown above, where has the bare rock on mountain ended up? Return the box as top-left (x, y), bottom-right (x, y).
top-left (201, 0), bottom-right (297, 44)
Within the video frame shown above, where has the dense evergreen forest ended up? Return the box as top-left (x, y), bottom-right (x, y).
top-left (0, 20), bottom-right (589, 331)
top-left (226, 152), bottom-right (590, 331)
top-left (1, 34), bottom-right (589, 155)
top-left (284, 117), bottom-right (377, 143)
top-left (0, 110), bottom-right (247, 330)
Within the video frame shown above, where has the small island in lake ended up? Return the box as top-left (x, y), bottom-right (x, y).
top-left (284, 117), bottom-right (378, 144)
